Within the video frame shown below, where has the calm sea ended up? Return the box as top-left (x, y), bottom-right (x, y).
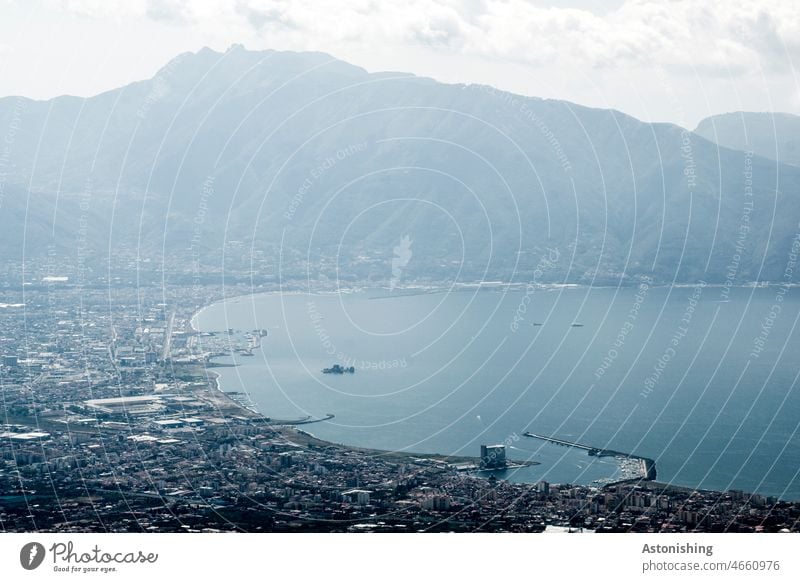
top-left (193, 285), bottom-right (800, 499)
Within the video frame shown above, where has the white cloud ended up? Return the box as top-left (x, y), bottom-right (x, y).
top-left (21, 0), bottom-right (800, 124)
top-left (47, 0), bottom-right (800, 74)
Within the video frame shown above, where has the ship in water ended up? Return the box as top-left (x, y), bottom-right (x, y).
top-left (322, 364), bottom-right (356, 374)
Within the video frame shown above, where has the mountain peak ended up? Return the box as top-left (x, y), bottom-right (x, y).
top-left (2, 49), bottom-right (800, 286)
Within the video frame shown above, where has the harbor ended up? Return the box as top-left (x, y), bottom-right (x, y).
top-left (523, 432), bottom-right (657, 483)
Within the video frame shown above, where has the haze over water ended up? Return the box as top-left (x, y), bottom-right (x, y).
top-left (194, 286), bottom-right (800, 499)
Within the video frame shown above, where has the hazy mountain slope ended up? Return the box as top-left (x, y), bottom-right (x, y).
top-left (1, 46), bottom-right (799, 285)
top-left (695, 112), bottom-right (800, 167)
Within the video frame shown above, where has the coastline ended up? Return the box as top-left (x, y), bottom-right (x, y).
top-left (190, 365), bottom-right (499, 468)
top-left (189, 281), bottom-right (798, 334)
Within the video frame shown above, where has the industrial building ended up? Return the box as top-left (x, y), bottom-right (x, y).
top-left (84, 395), bottom-right (165, 416)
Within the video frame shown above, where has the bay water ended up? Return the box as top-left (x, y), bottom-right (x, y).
top-left (193, 285), bottom-right (800, 499)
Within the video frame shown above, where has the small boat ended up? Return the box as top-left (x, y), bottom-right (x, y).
top-left (571, 322), bottom-right (584, 327)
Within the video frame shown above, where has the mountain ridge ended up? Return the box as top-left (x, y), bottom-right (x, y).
top-left (695, 111), bottom-right (800, 168)
top-left (1, 46), bottom-right (799, 286)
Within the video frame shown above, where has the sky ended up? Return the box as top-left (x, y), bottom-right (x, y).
top-left (0, 0), bottom-right (798, 128)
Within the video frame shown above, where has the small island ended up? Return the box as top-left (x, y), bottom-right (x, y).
top-left (322, 364), bottom-right (356, 374)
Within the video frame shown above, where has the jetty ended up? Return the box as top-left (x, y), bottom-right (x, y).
top-left (268, 413), bottom-right (335, 426)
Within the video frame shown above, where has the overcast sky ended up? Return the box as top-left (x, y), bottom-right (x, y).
top-left (1, 0), bottom-right (798, 128)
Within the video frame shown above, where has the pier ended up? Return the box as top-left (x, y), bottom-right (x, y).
top-left (524, 432), bottom-right (595, 451)
top-left (269, 413), bottom-right (335, 426)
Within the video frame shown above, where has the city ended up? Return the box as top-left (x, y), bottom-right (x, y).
top-left (2, 277), bottom-right (798, 533)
